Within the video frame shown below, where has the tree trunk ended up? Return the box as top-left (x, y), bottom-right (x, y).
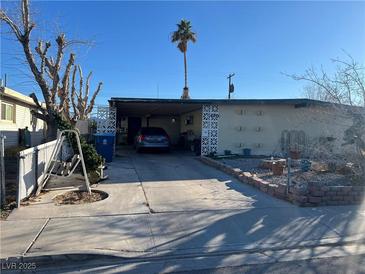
top-left (184, 50), bottom-right (188, 88)
top-left (46, 117), bottom-right (58, 141)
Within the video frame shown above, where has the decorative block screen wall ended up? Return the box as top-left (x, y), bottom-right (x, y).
top-left (201, 104), bottom-right (219, 155)
top-left (96, 106), bottom-right (116, 133)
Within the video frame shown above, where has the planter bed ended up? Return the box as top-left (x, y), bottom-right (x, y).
top-left (200, 156), bottom-right (365, 207)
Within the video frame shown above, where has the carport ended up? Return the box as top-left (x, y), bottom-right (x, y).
top-left (109, 98), bottom-right (204, 150)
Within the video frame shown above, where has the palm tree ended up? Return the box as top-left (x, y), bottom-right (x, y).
top-left (171, 19), bottom-right (197, 99)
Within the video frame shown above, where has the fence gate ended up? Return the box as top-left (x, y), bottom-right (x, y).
top-left (201, 104), bottom-right (219, 156)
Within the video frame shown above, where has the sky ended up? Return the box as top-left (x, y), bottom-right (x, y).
top-left (1, 1), bottom-right (365, 105)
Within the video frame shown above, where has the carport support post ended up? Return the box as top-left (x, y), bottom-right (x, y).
top-left (287, 157), bottom-right (291, 194)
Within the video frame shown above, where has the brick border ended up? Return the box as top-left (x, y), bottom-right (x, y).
top-left (199, 156), bottom-right (365, 207)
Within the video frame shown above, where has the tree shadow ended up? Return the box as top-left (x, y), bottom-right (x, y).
top-left (9, 147), bottom-right (365, 273)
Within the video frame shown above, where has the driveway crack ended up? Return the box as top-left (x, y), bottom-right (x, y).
top-left (130, 156), bottom-right (153, 213)
top-left (129, 154), bottom-right (157, 251)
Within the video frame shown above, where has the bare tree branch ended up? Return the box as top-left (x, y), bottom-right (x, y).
top-left (285, 54), bottom-right (365, 178)
top-left (58, 53), bottom-right (75, 117)
top-left (0, 10), bottom-right (23, 41)
top-left (1, 0), bottom-right (103, 137)
top-left (29, 92), bottom-right (46, 114)
top-left (30, 109), bottom-right (49, 122)
top-left (70, 66), bottom-right (78, 121)
top-left (85, 82), bottom-right (102, 116)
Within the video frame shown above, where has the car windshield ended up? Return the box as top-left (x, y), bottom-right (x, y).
top-left (140, 127), bottom-right (167, 136)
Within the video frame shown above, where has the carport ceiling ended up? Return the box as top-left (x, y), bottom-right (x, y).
top-left (111, 101), bottom-right (202, 116)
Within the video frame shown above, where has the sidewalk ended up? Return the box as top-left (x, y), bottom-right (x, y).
top-left (2, 204), bottom-right (365, 258)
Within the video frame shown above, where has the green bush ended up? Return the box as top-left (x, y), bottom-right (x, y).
top-left (55, 115), bottom-right (103, 172)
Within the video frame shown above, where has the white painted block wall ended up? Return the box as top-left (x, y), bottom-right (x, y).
top-left (217, 104), bottom-right (353, 156)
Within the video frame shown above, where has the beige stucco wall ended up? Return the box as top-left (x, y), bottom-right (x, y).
top-left (180, 109), bottom-right (202, 139)
top-left (0, 88), bottom-right (46, 148)
top-left (217, 104), bottom-right (353, 156)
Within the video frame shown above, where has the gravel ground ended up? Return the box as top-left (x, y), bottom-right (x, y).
top-left (218, 157), bottom-right (352, 187)
top-left (261, 170), bottom-right (350, 186)
top-left (220, 158), bottom-right (267, 173)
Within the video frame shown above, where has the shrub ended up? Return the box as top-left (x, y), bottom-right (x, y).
top-left (55, 115), bottom-right (103, 172)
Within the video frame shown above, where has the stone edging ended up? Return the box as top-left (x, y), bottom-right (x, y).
top-left (199, 156), bottom-right (365, 207)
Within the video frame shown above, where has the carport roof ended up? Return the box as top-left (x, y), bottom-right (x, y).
top-left (109, 97), bottom-right (333, 116)
top-left (109, 97), bottom-right (332, 105)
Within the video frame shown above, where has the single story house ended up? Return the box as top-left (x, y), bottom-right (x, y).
top-left (109, 97), bottom-right (354, 157)
top-left (0, 86), bottom-right (46, 149)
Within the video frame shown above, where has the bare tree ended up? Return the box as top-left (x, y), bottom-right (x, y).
top-left (286, 53), bottom-right (365, 179)
top-left (0, 0), bottom-right (102, 139)
top-left (69, 65), bottom-right (102, 125)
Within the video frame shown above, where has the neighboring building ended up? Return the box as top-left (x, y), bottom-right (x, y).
top-left (0, 87), bottom-right (46, 149)
top-left (109, 97), bottom-right (354, 157)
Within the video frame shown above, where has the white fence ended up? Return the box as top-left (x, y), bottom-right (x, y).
top-left (0, 134), bottom-right (5, 207)
top-left (17, 140), bottom-right (56, 206)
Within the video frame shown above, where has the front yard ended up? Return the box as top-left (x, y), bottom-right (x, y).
top-left (201, 155), bottom-right (365, 206)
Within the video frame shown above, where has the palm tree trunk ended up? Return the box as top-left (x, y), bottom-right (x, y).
top-left (184, 50), bottom-right (188, 88)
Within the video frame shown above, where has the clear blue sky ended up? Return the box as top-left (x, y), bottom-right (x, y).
top-left (1, 1), bottom-right (365, 104)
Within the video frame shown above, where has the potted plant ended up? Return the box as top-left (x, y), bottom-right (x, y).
top-left (289, 145), bottom-right (301, 159)
top-left (272, 161), bottom-right (284, 176)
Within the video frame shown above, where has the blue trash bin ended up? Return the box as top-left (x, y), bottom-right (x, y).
top-left (94, 133), bottom-right (115, 162)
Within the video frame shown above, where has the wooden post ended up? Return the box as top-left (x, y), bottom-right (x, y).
top-left (227, 73), bottom-right (235, 99)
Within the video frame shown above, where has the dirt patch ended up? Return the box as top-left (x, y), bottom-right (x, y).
top-left (0, 201), bottom-right (17, 220)
top-left (53, 190), bottom-right (108, 205)
top-left (1, 181), bottom-right (18, 220)
top-left (220, 158), bottom-right (265, 173)
top-left (1, 156), bottom-right (19, 220)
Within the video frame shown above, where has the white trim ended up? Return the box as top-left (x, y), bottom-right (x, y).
top-left (0, 101), bottom-right (16, 123)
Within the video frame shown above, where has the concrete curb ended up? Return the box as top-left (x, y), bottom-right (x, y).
top-left (2, 234), bottom-right (365, 267)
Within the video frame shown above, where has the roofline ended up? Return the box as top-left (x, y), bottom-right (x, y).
top-left (109, 97), bottom-right (333, 107)
top-left (0, 87), bottom-right (46, 109)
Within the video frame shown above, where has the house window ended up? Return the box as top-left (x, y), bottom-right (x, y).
top-left (1, 102), bottom-right (15, 122)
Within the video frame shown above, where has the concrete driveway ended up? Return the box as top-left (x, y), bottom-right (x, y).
top-left (1, 149), bottom-right (365, 273)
